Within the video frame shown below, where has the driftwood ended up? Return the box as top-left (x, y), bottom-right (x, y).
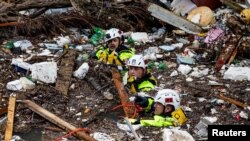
top-left (0, 0), bottom-right (161, 37)
top-left (0, 0), bottom-right (71, 22)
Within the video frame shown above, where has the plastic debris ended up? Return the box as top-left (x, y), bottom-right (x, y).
top-left (91, 132), bottom-right (115, 141)
top-left (73, 63), bottom-right (89, 79)
top-left (31, 62), bottom-right (57, 83)
top-left (163, 128), bottom-right (195, 141)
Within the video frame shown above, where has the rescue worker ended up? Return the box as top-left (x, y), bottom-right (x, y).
top-left (94, 28), bottom-right (135, 70)
top-left (131, 89), bottom-right (187, 127)
top-left (126, 54), bottom-right (157, 94)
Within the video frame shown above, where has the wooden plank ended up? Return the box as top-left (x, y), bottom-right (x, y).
top-left (55, 49), bottom-right (76, 95)
top-left (5, 95), bottom-right (16, 141)
top-left (21, 100), bottom-right (96, 141)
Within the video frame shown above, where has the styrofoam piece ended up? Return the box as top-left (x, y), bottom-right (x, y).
top-left (73, 62), bottom-right (89, 79)
top-left (31, 62), bottom-right (57, 83)
top-left (163, 128), bottom-right (195, 141)
top-left (19, 77), bottom-right (35, 90)
top-left (14, 40), bottom-right (33, 51)
top-left (91, 132), bottom-right (115, 141)
top-left (223, 66), bottom-right (250, 81)
top-left (177, 64), bottom-right (192, 75)
top-left (131, 32), bottom-right (149, 43)
top-left (6, 80), bottom-right (23, 91)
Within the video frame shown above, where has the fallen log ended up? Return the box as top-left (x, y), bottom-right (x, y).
top-left (19, 100), bottom-right (96, 141)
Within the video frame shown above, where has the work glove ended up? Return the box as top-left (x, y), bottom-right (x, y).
top-left (134, 96), bottom-right (149, 108)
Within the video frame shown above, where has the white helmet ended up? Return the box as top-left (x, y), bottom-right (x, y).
top-left (154, 89), bottom-right (180, 110)
top-left (127, 54), bottom-right (147, 69)
top-left (104, 28), bottom-right (123, 42)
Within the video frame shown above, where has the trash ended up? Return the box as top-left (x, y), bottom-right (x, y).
top-left (90, 27), bottom-right (105, 45)
top-left (38, 43), bottom-right (62, 52)
top-left (149, 27), bottom-right (166, 41)
top-left (159, 43), bottom-right (182, 51)
top-left (148, 3), bottom-right (203, 34)
top-left (163, 128), bottom-right (195, 141)
top-left (177, 64), bottom-right (192, 75)
top-left (6, 80), bottom-right (23, 91)
top-left (186, 77), bottom-right (193, 82)
top-left (187, 6), bottom-right (215, 27)
top-left (176, 54), bottom-right (195, 64)
top-left (223, 66), bottom-right (250, 81)
top-left (6, 40), bottom-right (14, 49)
top-left (91, 132), bottom-right (115, 141)
top-left (75, 44), bottom-right (94, 51)
top-left (103, 91), bottom-right (114, 100)
top-left (11, 58), bottom-right (32, 74)
top-left (239, 111), bottom-right (248, 120)
top-left (157, 61), bottom-right (167, 71)
top-left (189, 68), bottom-right (209, 78)
top-left (170, 0), bottom-right (197, 16)
top-left (116, 122), bottom-right (141, 132)
top-left (170, 70), bottom-right (178, 77)
top-left (19, 77), bottom-right (35, 90)
top-left (31, 62), bottom-right (57, 83)
top-left (240, 8), bottom-right (250, 24)
top-left (131, 32), bottom-right (149, 43)
top-left (73, 62), bottom-right (89, 79)
top-left (194, 118), bottom-right (213, 138)
top-left (204, 28), bottom-right (224, 44)
top-left (13, 40), bottom-right (33, 51)
top-left (54, 36), bottom-right (71, 47)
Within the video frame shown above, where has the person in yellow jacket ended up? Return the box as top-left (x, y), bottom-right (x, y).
top-left (126, 54), bottom-right (157, 94)
top-left (94, 28), bottom-right (135, 70)
top-left (131, 89), bottom-right (187, 127)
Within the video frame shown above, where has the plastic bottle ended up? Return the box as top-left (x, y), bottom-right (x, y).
top-left (90, 27), bottom-right (105, 46)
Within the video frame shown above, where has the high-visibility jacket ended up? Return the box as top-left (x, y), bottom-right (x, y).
top-left (127, 70), bottom-right (157, 94)
top-left (95, 45), bottom-right (135, 69)
top-left (140, 115), bottom-right (175, 127)
top-left (137, 108), bottom-right (187, 127)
